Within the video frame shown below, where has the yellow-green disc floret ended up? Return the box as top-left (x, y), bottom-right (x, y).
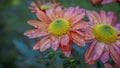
top-left (92, 24), bottom-right (117, 44)
top-left (48, 18), bottom-right (70, 36)
top-left (40, 5), bottom-right (52, 10)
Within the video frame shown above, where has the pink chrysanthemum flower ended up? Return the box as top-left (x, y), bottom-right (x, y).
top-left (24, 6), bottom-right (93, 57)
top-left (29, 0), bottom-right (60, 13)
top-left (84, 10), bottom-right (120, 65)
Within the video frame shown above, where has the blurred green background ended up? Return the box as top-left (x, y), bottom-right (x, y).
top-left (0, 0), bottom-right (120, 68)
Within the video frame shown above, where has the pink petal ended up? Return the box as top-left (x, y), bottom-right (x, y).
top-left (92, 11), bottom-right (101, 24)
top-left (106, 12), bottom-right (116, 25)
top-left (115, 40), bottom-right (120, 47)
top-left (60, 44), bottom-right (71, 57)
top-left (28, 20), bottom-right (48, 29)
top-left (46, 9), bottom-right (56, 21)
top-left (110, 44), bottom-right (120, 65)
top-left (112, 44), bottom-right (120, 57)
top-left (100, 49), bottom-right (109, 63)
top-left (71, 32), bottom-right (85, 47)
top-left (36, 10), bottom-right (51, 23)
top-left (63, 51), bottom-right (71, 57)
top-left (63, 7), bottom-right (75, 20)
top-left (29, 2), bottom-right (39, 13)
top-left (83, 31), bottom-right (95, 41)
top-left (86, 10), bottom-right (99, 24)
top-left (33, 40), bottom-right (41, 50)
top-left (99, 10), bottom-right (107, 24)
top-left (60, 34), bottom-right (70, 46)
top-left (69, 9), bottom-right (85, 25)
top-left (104, 63), bottom-right (113, 68)
top-left (69, 13), bottom-right (85, 25)
top-left (54, 6), bottom-right (62, 18)
top-left (40, 37), bottom-right (51, 52)
top-left (116, 23), bottom-right (120, 30)
top-left (33, 36), bottom-right (49, 50)
top-left (51, 37), bottom-right (60, 51)
top-left (24, 29), bottom-right (49, 38)
top-left (72, 21), bottom-right (89, 30)
top-left (85, 40), bottom-right (97, 61)
top-left (102, 0), bottom-right (116, 4)
top-left (85, 42), bottom-right (105, 65)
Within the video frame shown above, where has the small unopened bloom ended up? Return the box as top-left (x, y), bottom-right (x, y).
top-left (85, 10), bottom-right (120, 66)
top-left (24, 6), bottom-right (92, 57)
top-left (29, 0), bottom-right (60, 13)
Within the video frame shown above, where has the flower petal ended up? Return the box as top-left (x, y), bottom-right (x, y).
top-left (85, 40), bottom-right (97, 61)
top-left (110, 44), bottom-right (120, 65)
top-left (116, 23), bottom-right (120, 30)
top-left (69, 13), bottom-right (85, 25)
top-left (39, 37), bottom-right (51, 52)
top-left (83, 31), bottom-right (95, 41)
top-left (106, 12), bottom-right (116, 25)
top-left (60, 34), bottom-right (70, 46)
top-left (115, 40), bottom-right (120, 47)
top-left (24, 29), bottom-right (49, 38)
top-left (92, 11), bottom-right (101, 24)
top-left (46, 9), bottom-right (56, 21)
top-left (29, 2), bottom-right (40, 13)
top-left (85, 42), bottom-right (105, 65)
top-left (99, 10), bottom-right (107, 24)
top-left (54, 6), bottom-right (62, 18)
top-left (33, 36), bottom-right (49, 50)
top-left (71, 32), bottom-right (85, 47)
top-left (100, 49), bottom-right (109, 63)
top-left (102, 0), bottom-right (115, 4)
top-left (63, 51), bottom-right (71, 57)
top-left (28, 20), bottom-right (48, 29)
top-left (72, 21), bottom-right (89, 30)
top-left (63, 7), bottom-right (75, 20)
top-left (104, 63), bottom-right (113, 68)
top-left (86, 10), bottom-right (99, 24)
top-left (33, 39), bottom-right (41, 50)
top-left (36, 10), bottom-right (51, 23)
top-left (112, 44), bottom-right (120, 57)
top-left (60, 35), bottom-right (71, 57)
top-left (51, 36), bottom-right (60, 51)
top-left (60, 44), bottom-right (71, 57)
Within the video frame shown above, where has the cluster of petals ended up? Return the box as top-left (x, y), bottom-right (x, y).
top-left (85, 10), bottom-right (120, 66)
top-left (24, 1), bottom-right (94, 57)
top-left (24, 0), bottom-right (120, 67)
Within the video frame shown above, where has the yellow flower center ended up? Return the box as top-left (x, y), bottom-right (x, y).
top-left (48, 18), bottom-right (70, 36)
top-left (92, 24), bottom-right (118, 44)
top-left (40, 5), bottom-right (52, 10)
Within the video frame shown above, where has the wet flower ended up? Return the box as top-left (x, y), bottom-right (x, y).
top-left (90, 0), bottom-right (120, 5)
top-left (85, 10), bottom-right (120, 65)
top-left (29, 0), bottom-right (60, 13)
top-left (24, 6), bottom-right (92, 57)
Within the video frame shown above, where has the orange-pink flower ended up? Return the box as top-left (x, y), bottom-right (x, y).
top-left (24, 6), bottom-right (93, 57)
top-left (85, 10), bottom-right (120, 65)
top-left (29, 0), bottom-right (60, 13)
